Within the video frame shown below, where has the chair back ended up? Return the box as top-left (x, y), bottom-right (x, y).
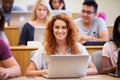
top-left (91, 51), bottom-right (102, 74)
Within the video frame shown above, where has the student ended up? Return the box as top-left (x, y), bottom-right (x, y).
top-left (25, 13), bottom-right (98, 76)
top-left (0, 38), bottom-right (21, 79)
top-left (0, 9), bottom-right (9, 45)
top-left (18, 0), bottom-right (51, 46)
top-left (49, 0), bottom-right (66, 10)
top-left (74, 1), bottom-right (109, 44)
top-left (101, 15), bottom-right (120, 74)
top-left (0, 0), bottom-right (24, 26)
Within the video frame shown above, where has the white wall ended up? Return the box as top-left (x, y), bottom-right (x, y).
top-left (9, 0), bottom-right (120, 26)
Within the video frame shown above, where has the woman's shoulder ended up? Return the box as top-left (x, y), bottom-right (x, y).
top-left (76, 42), bottom-right (86, 50)
top-left (104, 41), bottom-right (115, 46)
top-left (103, 41), bottom-right (117, 50)
top-left (22, 22), bottom-right (34, 30)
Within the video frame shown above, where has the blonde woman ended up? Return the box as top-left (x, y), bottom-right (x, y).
top-left (18, 0), bottom-right (51, 46)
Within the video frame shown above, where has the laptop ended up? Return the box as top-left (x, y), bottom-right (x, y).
top-left (51, 10), bottom-right (72, 18)
top-left (34, 27), bottom-right (46, 42)
top-left (43, 55), bottom-right (89, 78)
top-left (10, 11), bottom-right (32, 26)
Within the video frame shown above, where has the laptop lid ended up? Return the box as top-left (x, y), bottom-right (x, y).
top-left (43, 55), bottom-right (89, 78)
top-left (34, 27), bottom-right (46, 42)
top-left (10, 11), bottom-right (31, 26)
top-left (51, 10), bottom-right (72, 18)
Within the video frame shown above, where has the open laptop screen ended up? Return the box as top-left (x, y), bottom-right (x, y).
top-left (43, 55), bottom-right (89, 78)
top-left (34, 27), bottom-right (46, 42)
top-left (10, 11), bottom-right (31, 26)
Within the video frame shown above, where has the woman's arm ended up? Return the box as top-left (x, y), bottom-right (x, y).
top-left (101, 56), bottom-right (116, 74)
top-left (25, 62), bottom-right (48, 76)
top-left (87, 61), bottom-right (98, 75)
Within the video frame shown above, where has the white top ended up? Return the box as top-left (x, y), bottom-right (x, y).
top-left (31, 43), bottom-right (91, 70)
top-left (74, 17), bottom-right (107, 38)
top-left (0, 31), bottom-right (9, 45)
top-left (102, 41), bottom-right (119, 66)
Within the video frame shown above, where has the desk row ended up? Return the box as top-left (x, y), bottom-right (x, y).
top-left (8, 46), bottom-right (103, 75)
top-left (4, 26), bottom-right (113, 46)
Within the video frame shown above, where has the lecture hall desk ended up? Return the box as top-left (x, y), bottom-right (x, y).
top-left (10, 46), bottom-right (103, 75)
top-left (4, 25), bottom-right (113, 46)
top-left (8, 75), bottom-right (120, 80)
top-left (4, 27), bottom-right (19, 46)
top-left (10, 46), bottom-right (38, 75)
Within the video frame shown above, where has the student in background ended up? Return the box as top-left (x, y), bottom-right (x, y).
top-left (0, 0), bottom-right (24, 26)
top-left (74, 1), bottom-right (109, 44)
top-left (84, 0), bottom-right (106, 21)
top-left (18, 0), bottom-right (51, 46)
top-left (49, 0), bottom-right (66, 10)
top-left (101, 15), bottom-right (120, 74)
top-left (25, 13), bottom-right (98, 76)
top-left (0, 9), bottom-right (9, 45)
top-left (0, 38), bottom-right (21, 79)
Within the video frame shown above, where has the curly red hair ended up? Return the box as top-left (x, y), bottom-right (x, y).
top-left (44, 13), bottom-right (79, 55)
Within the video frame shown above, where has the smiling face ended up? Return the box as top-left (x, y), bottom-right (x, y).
top-left (81, 5), bottom-right (97, 24)
top-left (36, 4), bottom-right (48, 20)
top-left (53, 19), bottom-right (68, 42)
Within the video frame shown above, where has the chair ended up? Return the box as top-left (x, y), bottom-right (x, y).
top-left (30, 50), bottom-right (37, 59)
top-left (91, 51), bottom-right (102, 74)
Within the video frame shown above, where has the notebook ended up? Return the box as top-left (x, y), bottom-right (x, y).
top-left (10, 11), bottom-right (31, 26)
top-left (51, 10), bottom-right (72, 18)
top-left (34, 27), bottom-right (46, 42)
top-left (42, 55), bottom-right (89, 78)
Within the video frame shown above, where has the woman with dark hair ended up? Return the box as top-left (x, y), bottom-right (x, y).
top-left (101, 15), bottom-right (120, 74)
top-left (0, 9), bottom-right (9, 45)
top-left (49, 0), bottom-right (66, 10)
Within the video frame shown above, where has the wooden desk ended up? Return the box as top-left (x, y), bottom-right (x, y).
top-left (8, 75), bottom-right (120, 80)
top-left (107, 26), bottom-right (113, 38)
top-left (72, 12), bottom-right (80, 19)
top-left (10, 46), bottom-right (102, 75)
top-left (85, 46), bottom-right (103, 54)
top-left (5, 27), bottom-right (19, 46)
top-left (10, 46), bottom-right (38, 75)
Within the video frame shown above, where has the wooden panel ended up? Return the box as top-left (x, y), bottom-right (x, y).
top-left (107, 26), bottom-right (113, 38)
top-left (72, 13), bottom-right (80, 19)
top-left (4, 27), bottom-right (19, 46)
top-left (8, 75), bottom-right (120, 80)
top-left (85, 46), bottom-right (103, 54)
top-left (10, 46), bottom-right (38, 75)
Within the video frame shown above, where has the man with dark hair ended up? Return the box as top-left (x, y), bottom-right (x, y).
top-left (0, 0), bottom-right (24, 25)
top-left (74, 1), bottom-right (109, 44)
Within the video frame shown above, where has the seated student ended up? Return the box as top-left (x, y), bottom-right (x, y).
top-left (49, 0), bottom-right (66, 10)
top-left (25, 13), bottom-right (98, 76)
top-left (18, 0), bottom-right (51, 46)
top-left (74, 1), bottom-right (109, 44)
top-left (0, 0), bottom-right (24, 26)
top-left (0, 38), bottom-right (21, 79)
top-left (101, 15), bottom-right (120, 74)
top-left (0, 9), bottom-right (9, 45)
